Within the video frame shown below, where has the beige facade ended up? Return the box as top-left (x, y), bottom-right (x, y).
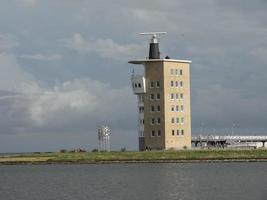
top-left (130, 59), bottom-right (191, 150)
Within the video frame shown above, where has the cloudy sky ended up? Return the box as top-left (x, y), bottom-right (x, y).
top-left (0, 0), bottom-right (267, 152)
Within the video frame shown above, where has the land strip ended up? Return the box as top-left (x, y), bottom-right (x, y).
top-left (1, 149), bottom-right (267, 165)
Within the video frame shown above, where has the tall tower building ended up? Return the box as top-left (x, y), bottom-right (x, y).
top-left (129, 32), bottom-right (192, 151)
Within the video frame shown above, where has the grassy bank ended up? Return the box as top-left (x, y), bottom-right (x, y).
top-left (1, 149), bottom-right (267, 164)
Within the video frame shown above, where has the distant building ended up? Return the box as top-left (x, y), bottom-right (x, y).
top-left (129, 32), bottom-right (192, 150)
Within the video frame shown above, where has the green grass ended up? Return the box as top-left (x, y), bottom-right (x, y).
top-left (1, 149), bottom-right (267, 164)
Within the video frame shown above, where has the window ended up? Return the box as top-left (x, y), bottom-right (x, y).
top-left (151, 118), bottom-right (155, 125)
top-left (150, 94), bottom-right (154, 100)
top-left (138, 83), bottom-right (141, 88)
top-left (135, 83), bottom-right (137, 88)
top-left (176, 117), bottom-right (179, 124)
top-left (180, 81), bottom-right (183, 88)
top-left (180, 93), bottom-right (184, 99)
top-left (171, 117), bottom-right (175, 124)
top-left (181, 130), bottom-right (184, 135)
top-left (172, 130), bottom-right (175, 136)
top-left (171, 105), bottom-right (175, 111)
top-left (170, 69), bottom-right (174, 75)
top-left (175, 69), bottom-right (179, 75)
top-left (175, 81), bottom-right (178, 87)
top-left (176, 105), bottom-right (179, 111)
top-left (150, 81), bottom-right (154, 88)
top-left (157, 130), bottom-right (161, 137)
top-left (171, 93), bottom-right (174, 99)
top-left (151, 106), bottom-right (155, 112)
top-left (139, 106), bottom-right (144, 113)
top-left (151, 130), bottom-right (155, 137)
top-left (143, 119), bottom-right (144, 124)
top-left (157, 118), bottom-right (161, 124)
top-left (156, 81), bottom-right (160, 88)
top-left (181, 117), bottom-right (184, 124)
top-left (180, 69), bottom-right (183, 75)
top-left (157, 105), bottom-right (160, 112)
top-left (176, 93), bottom-right (179, 99)
top-left (170, 81), bottom-right (174, 87)
top-left (181, 105), bottom-right (184, 112)
top-left (177, 130), bottom-right (180, 136)
top-left (156, 93), bottom-right (160, 100)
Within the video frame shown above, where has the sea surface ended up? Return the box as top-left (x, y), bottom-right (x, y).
top-left (0, 163), bottom-right (267, 200)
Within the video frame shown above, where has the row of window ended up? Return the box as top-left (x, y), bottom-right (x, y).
top-left (170, 68), bottom-right (183, 76)
top-left (171, 117), bottom-right (185, 124)
top-left (150, 93), bottom-right (161, 100)
top-left (171, 93), bottom-right (184, 100)
top-left (150, 81), bottom-right (160, 88)
top-left (171, 105), bottom-right (184, 112)
top-left (151, 117), bottom-right (161, 125)
top-left (151, 105), bottom-right (161, 112)
top-left (170, 81), bottom-right (183, 88)
top-left (171, 129), bottom-right (185, 136)
top-left (151, 130), bottom-right (161, 137)
top-left (133, 83), bottom-right (142, 88)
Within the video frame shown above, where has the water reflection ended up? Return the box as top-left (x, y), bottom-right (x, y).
top-left (0, 163), bottom-right (267, 200)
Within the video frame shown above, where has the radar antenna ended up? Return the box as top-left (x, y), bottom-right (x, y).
top-left (139, 32), bottom-right (167, 59)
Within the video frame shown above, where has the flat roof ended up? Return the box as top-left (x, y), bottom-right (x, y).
top-left (128, 59), bottom-right (192, 65)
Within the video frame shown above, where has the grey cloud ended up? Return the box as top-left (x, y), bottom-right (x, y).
top-left (0, 34), bottom-right (19, 52)
top-left (61, 33), bottom-right (145, 61)
top-left (20, 54), bottom-right (62, 61)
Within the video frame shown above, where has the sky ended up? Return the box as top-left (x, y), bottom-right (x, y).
top-left (0, 0), bottom-right (267, 152)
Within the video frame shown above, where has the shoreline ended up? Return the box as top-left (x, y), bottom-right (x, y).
top-left (1, 158), bottom-right (267, 165)
top-left (1, 149), bottom-right (267, 165)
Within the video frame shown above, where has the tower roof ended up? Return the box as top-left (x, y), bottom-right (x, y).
top-left (128, 58), bottom-right (192, 65)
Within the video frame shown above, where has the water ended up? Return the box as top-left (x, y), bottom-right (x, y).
top-left (0, 163), bottom-right (267, 200)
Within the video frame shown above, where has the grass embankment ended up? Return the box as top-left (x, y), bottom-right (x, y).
top-left (1, 149), bottom-right (267, 164)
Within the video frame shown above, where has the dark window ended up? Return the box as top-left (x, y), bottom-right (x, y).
top-left (177, 130), bottom-right (179, 136)
top-left (180, 69), bottom-right (183, 75)
top-left (157, 105), bottom-right (160, 112)
top-left (172, 130), bottom-right (175, 136)
top-left (157, 130), bottom-right (161, 137)
top-left (157, 93), bottom-right (160, 100)
top-left (150, 82), bottom-right (154, 88)
top-left (150, 94), bottom-right (154, 100)
top-left (151, 130), bottom-right (155, 137)
top-left (181, 130), bottom-right (184, 135)
top-left (151, 106), bottom-right (155, 112)
top-left (138, 83), bottom-right (141, 88)
top-left (151, 118), bottom-right (155, 124)
top-left (157, 118), bottom-right (161, 124)
top-left (156, 81), bottom-right (160, 88)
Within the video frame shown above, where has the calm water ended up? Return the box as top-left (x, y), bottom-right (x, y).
top-left (0, 163), bottom-right (267, 200)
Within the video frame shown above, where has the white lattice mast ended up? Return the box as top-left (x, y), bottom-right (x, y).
top-left (98, 125), bottom-right (111, 152)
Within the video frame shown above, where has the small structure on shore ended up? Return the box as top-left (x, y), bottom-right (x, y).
top-left (98, 125), bottom-right (111, 152)
top-left (192, 135), bottom-right (267, 149)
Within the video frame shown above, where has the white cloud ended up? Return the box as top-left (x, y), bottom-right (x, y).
top-left (62, 33), bottom-right (145, 61)
top-left (20, 54), bottom-right (62, 61)
top-left (0, 53), bottom-right (135, 135)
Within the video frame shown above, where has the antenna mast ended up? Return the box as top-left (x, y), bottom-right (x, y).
top-left (139, 32), bottom-right (166, 59)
